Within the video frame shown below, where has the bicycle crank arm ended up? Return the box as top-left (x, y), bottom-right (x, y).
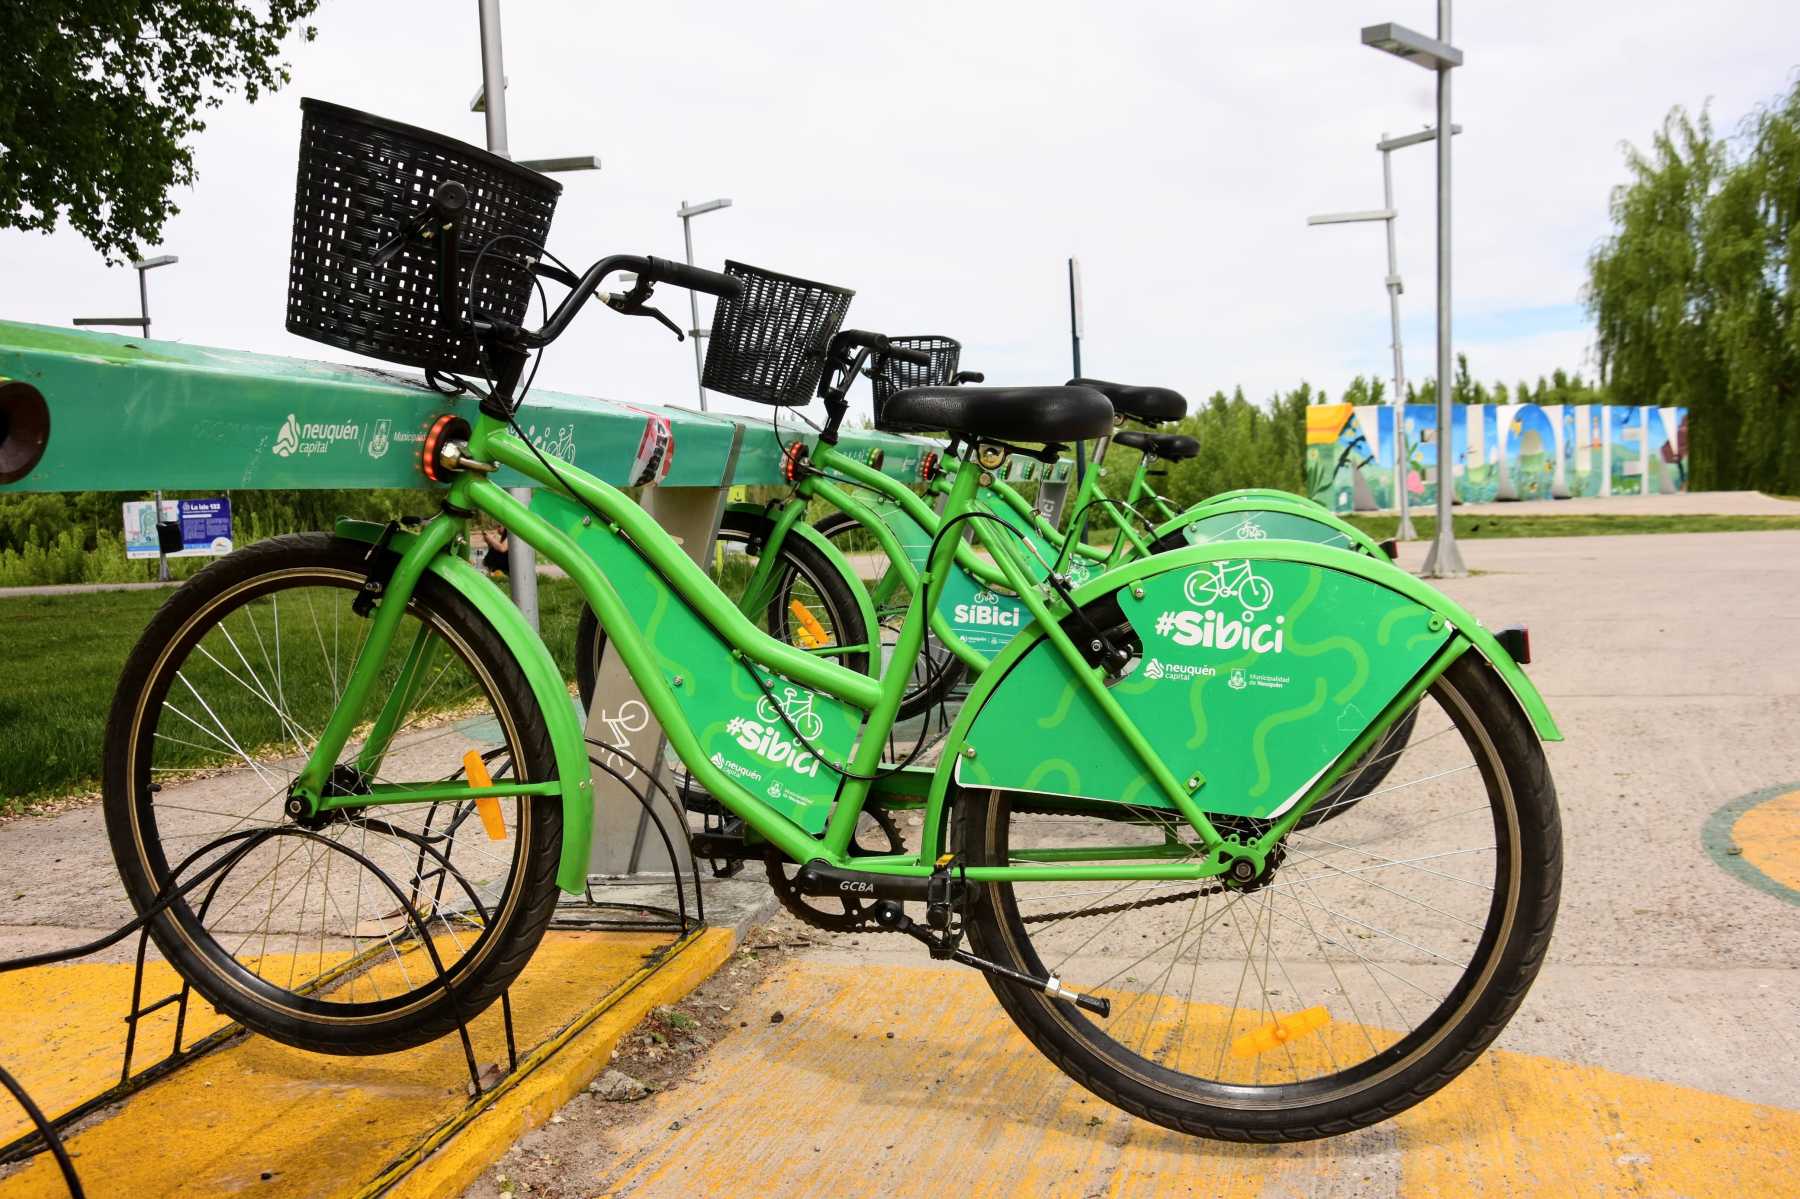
top-left (870, 901), bottom-right (1111, 1018)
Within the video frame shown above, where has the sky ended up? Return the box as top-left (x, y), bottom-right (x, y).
top-left (6, 1), bottom-right (1800, 424)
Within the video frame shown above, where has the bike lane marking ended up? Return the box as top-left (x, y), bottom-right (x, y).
top-left (1704, 783), bottom-right (1800, 906)
top-left (588, 962), bottom-right (1798, 1198)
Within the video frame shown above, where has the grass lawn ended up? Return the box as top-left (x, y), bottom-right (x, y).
top-left (0, 576), bottom-right (590, 814)
top-left (1341, 512), bottom-right (1800, 540)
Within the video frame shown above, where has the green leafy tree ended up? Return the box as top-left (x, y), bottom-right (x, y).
top-left (1, 2), bottom-right (320, 263)
top-left (1589, 81), bottom-right (1800, 492)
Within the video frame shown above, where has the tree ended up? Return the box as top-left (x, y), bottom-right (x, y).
top-left (1, 2), bottom-right (320, 263)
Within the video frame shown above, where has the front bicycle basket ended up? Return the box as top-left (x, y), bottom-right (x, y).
top-left (701, 262), bottom-right (854, 406)
top-left (870, 335), bottom-right (961, 430)
top-left (286, 98), bottom-right (561, 374)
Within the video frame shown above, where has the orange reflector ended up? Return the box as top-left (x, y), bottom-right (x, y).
top-left (462, 750), bottom-right (508, 841)
top-left (789, 599), bottom-right (829, 648)
top-left (1230, 1005), bottom-right (1330, 1058)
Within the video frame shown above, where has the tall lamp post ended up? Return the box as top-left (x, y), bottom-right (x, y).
top-left (77, 254), bottom-right (180, 578)
top-left (677, 198), bottom-right (733, 410)
top-left (1307, 125), bottom-right (1458, 543)
top-left (474, 0), bottom-right (600, 629)
top-left (1362, 7), bottom-right (1465, 577)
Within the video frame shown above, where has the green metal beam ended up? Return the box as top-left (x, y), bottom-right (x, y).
top-left (0, 321), bottom-right (932, 492)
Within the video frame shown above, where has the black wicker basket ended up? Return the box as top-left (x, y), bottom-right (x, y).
top-left (870, 335), bottom-right (962, 429)
top-left (701, 262), bottom-right (854, 406)
top-left (286, 98), bottom-right (561, 374)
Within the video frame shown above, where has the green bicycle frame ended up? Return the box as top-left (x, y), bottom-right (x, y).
top-left (285, 410), bottom-right (1297, 895)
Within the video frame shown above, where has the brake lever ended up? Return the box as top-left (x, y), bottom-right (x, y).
top-left (600, 285), bottom-right (685, 341)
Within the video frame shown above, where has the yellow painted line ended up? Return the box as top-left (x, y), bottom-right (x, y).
top-left (1734, 787), bottom-right (1800, 893)
top-left (0, 928), bottom-right (734, 1199)
top-left (590, 962), bottom-right (1800, 1198)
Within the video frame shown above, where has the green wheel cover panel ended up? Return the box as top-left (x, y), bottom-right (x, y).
top-left (957, 555), bottom-right (1451, 818)
top-left (534, 493), bottom-right (857, 833)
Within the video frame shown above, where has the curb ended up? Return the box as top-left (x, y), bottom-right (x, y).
top-left (362, 926), bottom-right (737, 1199)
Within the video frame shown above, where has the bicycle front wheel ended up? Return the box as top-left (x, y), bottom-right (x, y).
top-left (956, 651), bottom-right (1560, 1140)
top-left (103, 533), bottom-right (563, 1056)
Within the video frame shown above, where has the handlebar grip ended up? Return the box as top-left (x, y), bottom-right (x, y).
top-left (642, 256), bottom-right (744, 300)
top-left (954, 370), bottom-right (985, 385)
top-left (885, 343), bottom-right (932, 367)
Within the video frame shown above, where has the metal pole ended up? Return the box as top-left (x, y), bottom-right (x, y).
top-left (1421, 0), bottom-right (1465, 577)
top-left (137, 266), bottom-right (152, 338)
top-left (681, 204), bottom-right (707, 410)
top-left (1379, 141), bottom-right (1417, 542)
top-left (1068, 258), bottom-right (1083, 377)
top-left (153, 488), bottom-right (170, 581)
top-left (476, 0), bottom-right (542, 627)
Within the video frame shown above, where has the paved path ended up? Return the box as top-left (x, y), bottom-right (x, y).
top-left (489, 528), bottom-right (1800, 1197)
top-left (1425, 488), bottom-right (1800, 517)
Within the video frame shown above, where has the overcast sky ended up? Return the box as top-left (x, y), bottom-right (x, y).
top-left (7, 1), bottom-right (1799, 422)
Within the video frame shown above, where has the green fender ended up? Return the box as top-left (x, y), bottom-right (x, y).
top-left (1155, 495), bottom-right (1390, 559)
top-left (724, 501), bottom-right (880, 653)
top-left (334, 520), bottom-right (595, 894)
top-left (1199, 486), bottom-right (1324, 511)
top-left (918, 537), bottom-right (1558, 859)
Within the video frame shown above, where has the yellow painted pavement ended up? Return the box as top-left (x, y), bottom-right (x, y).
top-left (592, 963), bottom-right (1800, 1198)
top-left (0, 928), bottom-right (735, 1198)
top-left (1734, 787), bottom-right (1800, 894)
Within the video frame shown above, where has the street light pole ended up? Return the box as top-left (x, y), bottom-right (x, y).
top-left (471, 0), bottom-right (548, 628)
top-left (1362, 6), bottom-right (1465, 577)
top-left (677, 198), bottom-right (733, 410)
top-left (1426, 1), bottom-right (1463, 576)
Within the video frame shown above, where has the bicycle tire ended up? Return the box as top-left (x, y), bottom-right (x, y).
top-left (955, 650), bottom-right (1560, 1141)
top-left (103, 533), bottom-right (563, 1056)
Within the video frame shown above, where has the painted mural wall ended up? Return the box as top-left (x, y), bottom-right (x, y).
top-left (1305, 403), bottom-right (1690, 512)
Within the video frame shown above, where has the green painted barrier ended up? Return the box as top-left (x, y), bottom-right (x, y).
top-left (0, 321), bottom-right (932, 493)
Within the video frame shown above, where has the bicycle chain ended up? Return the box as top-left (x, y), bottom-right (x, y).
top-left (1019, 881), bottom-right (1230, 924)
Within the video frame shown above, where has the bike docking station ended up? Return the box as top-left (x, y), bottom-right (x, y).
top-left (0, 318), bottom-right (938, 1198)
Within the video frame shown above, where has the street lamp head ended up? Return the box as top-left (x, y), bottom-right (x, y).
top-left (1361, 23), bottom-right (1463, 70)
top-left (133, 255), bottom-right (178, 271)
top-left (1375, 125), bottom-right (1463, 153)
top-left (677, 198), bottom-right (733, 219)
top-left (516, 155), bottom-right (601, 174)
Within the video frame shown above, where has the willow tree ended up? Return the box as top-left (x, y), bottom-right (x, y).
top-left (1588, 80), bottom-right (1800, 493)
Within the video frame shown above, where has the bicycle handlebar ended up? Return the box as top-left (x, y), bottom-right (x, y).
top-left (474, 253), bottom-right (744, 350)
top-left (831, 329), bottom-right (932, 367)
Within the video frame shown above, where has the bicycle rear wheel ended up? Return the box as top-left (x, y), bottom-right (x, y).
top-left (103, 533), bottom-right (562, 1055)
top-left (956, 651), bottom-right (1560, 1140)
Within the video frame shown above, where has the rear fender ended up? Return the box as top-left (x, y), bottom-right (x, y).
top-left (1155, 496), bottom-right (1390, 559)
top-left (334, 519), bottom-right (595, 893)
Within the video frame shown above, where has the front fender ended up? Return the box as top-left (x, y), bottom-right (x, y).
top-left (335, 519), bottom-right (595, 893)
top-left (725, 501), bottom-right (880, 647)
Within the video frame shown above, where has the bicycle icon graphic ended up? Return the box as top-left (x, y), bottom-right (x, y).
top-left (1235, 519), bottom-right (1267, 540)
top-left (757, 685), bottom-right (825, 740)
top-left (593, 699), bottom-right (650, 778)
top-left (1183, 560), bottom-right (1274, 613)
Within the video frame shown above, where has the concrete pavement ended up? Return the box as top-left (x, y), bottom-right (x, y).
top-left (478, 528), bottom-right (1800, 1196)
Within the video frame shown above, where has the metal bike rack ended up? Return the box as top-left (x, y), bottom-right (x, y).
top-left (0, 319), bottom-right (946, 1194)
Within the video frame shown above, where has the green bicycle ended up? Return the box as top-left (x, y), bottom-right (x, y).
top-left (103, 102), bottom-right (1561, 1141)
